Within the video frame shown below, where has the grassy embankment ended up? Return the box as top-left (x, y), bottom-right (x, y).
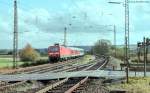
top-left (0, 55), bottom-right (48, 68)
top-left (131, 54), bottom-right (150, 63)
top-left (106, 57), bottom-right (124, 70)
top-left (108, 77), bottom-right (150, 93)
top-left (0, 57), bottom-right (27, 68)
top-left (106, 57), bottom-right (150, 93)
top-left (0, 55), bottom-right (93, 68)
top-left (74, 55), bottom-right (95, 65)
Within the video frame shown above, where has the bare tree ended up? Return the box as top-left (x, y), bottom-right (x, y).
top-left (92, 39), bottom-right (111, 56)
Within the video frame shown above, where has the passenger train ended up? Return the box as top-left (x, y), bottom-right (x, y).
top-left (48, 44), bottom-right (84, 62)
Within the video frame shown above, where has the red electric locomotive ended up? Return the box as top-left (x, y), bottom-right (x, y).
top-left (48, 44), bottom-right (84, 62)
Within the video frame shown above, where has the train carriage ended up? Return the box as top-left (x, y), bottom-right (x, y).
top-left (48, 44), bottom-right (84, 62)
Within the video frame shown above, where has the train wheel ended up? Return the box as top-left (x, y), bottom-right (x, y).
top-left (49, 57), bottom-right (52, 63)
top-left (48, 57), bottom-right (51, 63)
top-left (60, 58), bottom-right (63, 62)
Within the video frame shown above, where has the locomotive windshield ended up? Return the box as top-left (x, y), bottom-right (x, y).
top-left (49, 47), bottom-right (59, 52)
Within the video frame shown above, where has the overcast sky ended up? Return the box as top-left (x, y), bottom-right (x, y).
top-left (0, 0), bottom-right (150, 49)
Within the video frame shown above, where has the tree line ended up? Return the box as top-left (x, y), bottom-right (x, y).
top-left (91, 39), bottom-right (124, 60)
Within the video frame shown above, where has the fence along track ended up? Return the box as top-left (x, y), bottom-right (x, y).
top-left (35, 57), bottom-right (109, 93)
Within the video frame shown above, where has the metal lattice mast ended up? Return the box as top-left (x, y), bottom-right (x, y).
top-left (13, 0), bottom-right (18, 68)
top-left (64, 27), bottom-right (67, 47)
top-left (125, 0), bottom-right (130, 65)
top-left (109, 0), bottom-right (150, 83)
top-left (114, 25), bottom-right (116, 57)
top-left (125, 0), bottom-right (150, 65)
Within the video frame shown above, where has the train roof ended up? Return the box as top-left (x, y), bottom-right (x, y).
top-left (67, 47), bottom-right (84, 51)
top-left (49, 44), bottom-right (84, 51)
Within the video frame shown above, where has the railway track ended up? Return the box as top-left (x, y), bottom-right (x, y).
top-left (0, 58), bottom-right (85, 93)
top-left (34, 57), bottom-right (109, 93)
top-left (0, 57), bottom-right (109, 93)
top-left (3, 58), bottom-right (82, 75)
top-left (0, 58), bottom-right (97, 93)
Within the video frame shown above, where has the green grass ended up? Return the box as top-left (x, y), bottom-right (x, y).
top-left (0, 58), bottom-right (25, 68)
top-left (39, 56), bottom-right (48, 60)
top-left (107, 57), bottom-right (124, 70)
top-left (0, 55), bottom-right (49, 68)
top-left (74, 55), bottom-right (95, 65)
top-left (0, 55), bottom-right (91, 68)
top-left (0, 55), bottom-right (12, 58)
top-left (108, 77), bottom-right (150, 93)
top-left (131, 54), bottom-right (150, 63)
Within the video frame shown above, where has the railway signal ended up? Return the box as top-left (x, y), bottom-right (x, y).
top-left (109, 0), bottom-right (150, 82)
top-left (137, 42), bottom-right (142, 63)
top-left (145, 37), bottom-right (150, 76)
top-left (137, 42), bottom-right (142, 47)
top-left (146, 38), bottom-right (150, 45)
top-left (137, 37), bottom-right (150, 77)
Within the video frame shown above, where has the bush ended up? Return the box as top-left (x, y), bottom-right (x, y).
top-left (92, 39), bottom-right (111, 56)
top-left (21, 59), bottom-right (48, 67)
top-left (19, 44), bottom-right (40, 62)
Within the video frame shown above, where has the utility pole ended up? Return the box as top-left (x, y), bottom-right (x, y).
top-left (143, 37), bottom-right (146, 77)
top-left (108, 0), bottom-right (130, 67)
top-left (125, 36), bottom-right (129, 83)
top-left (145, 38), bottom-right (148, 77)
top-left (125, 0), bottom-right (130, 62)
top-left (125, 0), bottom-right (130, 83)
top-left (64, 27), bottom-right (67, 47)
top-left (114, 25), bottom-right (116, 57)
top-left (137, 42), bottom-right (141, 63)
top-left (13, 0), bottom-right (18, 69)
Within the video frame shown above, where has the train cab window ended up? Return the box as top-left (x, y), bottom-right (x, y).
top-left (49, 47), bottom-right (59, 52)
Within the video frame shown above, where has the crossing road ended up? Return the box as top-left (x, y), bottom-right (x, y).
top-left (0, 70), bottom-right (150, 81)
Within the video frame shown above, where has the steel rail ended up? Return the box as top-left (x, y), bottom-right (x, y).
top-left (35, 57), bottom-right (108, 93)
top-left (81, 62), bottom-right (98, 71)
top-left (58, 62), bottom-right (94, 72)
top-left (34, 62), bottom-right (97, 93)
top-left (36, 78), bottom-right (68, 93)
top-left (0, 81), bottom-right (9, 88)
top-left (3, 58), bottom-right (81, 75)
top-left (97, 58), bottom-right (109, 70)
top-left (0, 81), bottom-right (26, 92)
top-left (64, 76), bottom-right (88, 93)
top-left (34, 62), bottom-right (96, 93)
top-left (85, 59), bottom-right (105, 70)
top-left (0, 58), bottom-right (82, 92)
top-left (64, 57), bottom-right (109, 93)
top-left (24, 58), bottom-right (81, 74)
